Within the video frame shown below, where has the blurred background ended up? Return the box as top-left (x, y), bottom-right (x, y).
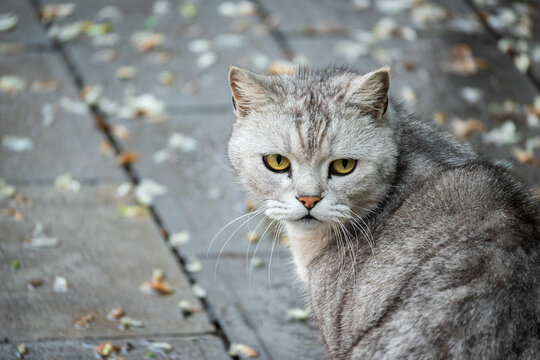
top-left (1, 0), bottom-right (539, 359)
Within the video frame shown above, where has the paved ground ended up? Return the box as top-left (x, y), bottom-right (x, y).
top-left (1, 0), bottom-right (539, 359)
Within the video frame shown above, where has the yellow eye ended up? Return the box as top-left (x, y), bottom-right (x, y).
top-left (330, 158), bottom-right (357, 175)
top-left (263, 154), bottom-right (290, 172)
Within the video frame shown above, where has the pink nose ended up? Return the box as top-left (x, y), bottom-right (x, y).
top-left (297, 196), bottom-right (321, 210)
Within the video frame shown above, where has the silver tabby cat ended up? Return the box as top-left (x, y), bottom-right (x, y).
top-left (227, 66), bottom-right (540, 359)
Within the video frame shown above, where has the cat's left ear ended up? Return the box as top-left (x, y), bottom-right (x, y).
top-left (228, 66), bottom-right (272, 118)
top-left (345, 67), bottom-right (390, 122)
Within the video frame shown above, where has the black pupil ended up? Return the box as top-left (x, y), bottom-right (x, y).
top-left (341, 159), bottom-right (348, 168)
top-left (276, 155), bottom-right (282, 165)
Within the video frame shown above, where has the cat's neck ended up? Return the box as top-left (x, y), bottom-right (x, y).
top-left (285, 224), bottom-right (334, 282)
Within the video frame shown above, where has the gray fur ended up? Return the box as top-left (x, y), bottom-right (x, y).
top-left (227, 66), bottom-right (540, 359)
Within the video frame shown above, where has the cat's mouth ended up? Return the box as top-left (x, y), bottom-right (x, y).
top-left (299, 214), bottom-right (319, 222)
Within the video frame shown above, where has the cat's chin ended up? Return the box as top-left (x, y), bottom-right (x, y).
top-left (286, 216), bottom-right (326, 231)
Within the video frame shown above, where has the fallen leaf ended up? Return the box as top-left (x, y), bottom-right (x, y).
top-left (411, 3), bottom-right (449, 25)
top-left (17, 343), bottom-right (26, 356)
top-left (30, 79), bottom-right (61, 93)
top-left (59, 96), bottom-right (88, 115)
top-left (0, 75), bottom-right (26, 93)
top-left (135, 179), bottom-right (167, 205)
top-left (178, 300), bottom-right (202, 316)
top-left (228, 343), bottom-right (259, 358)
top-left (119, 316), bottom-right (144, 330)
top-left (83, 22), bottom-right (112, 37)
top-left (433, 112), bottom-right (446, 124)
top-left (95, 342), bottom-right (121, 357)
top-left (116, 182), bottom-right (133, 198)
top-left (53, 276), bottom-right (69, 292)
top-left (247, 231), bottom-right (259, 242)
top-left (0, 13), bottom-right (18, 32)
top-left (451, 118), bottom-right (485, 138)
top-left (185, 257), bottom-right (202, 273)
top-left (111, 125), bottom-right (130, 140)
top-left (48, 22), bottom-right (83, 42)
top-left (139, 281), bottom-right (173, 295)
top-left (24, 237), bottom-right (59, 248)
top-left (158, 71), bottom-right (176, 85)
top-left (180, 3), bottom-right (198, 18)
top-left (446, 44), bottom-right (490, 75)
top-left (157, 269), bottom-right (176, 287)
top-left (55, 172), bottom-right (81, 192)
top-left (80, 85), bottom-right (102, 105)
top-left (267, 60), bottom-right (296, 75)
top-left (5, 208), bottom-right (24, 220)
top-left (100, 140), bottom-right (113, 156)
top-left (75, 313), bottom-right (95, 329)
top-left (131, 31), bottom-right (165, 52)
top-left (118, 204), bottom-right (149, 217)
top-left (116, 66), bottom-right (136, 79)
top-left (107, 305), bottom-right (125, 320)
top-left (147, 342), bottom-right (173, 353)
top-left (39, 4), bottom-right (76, 22)
top-left (192, 283), bottom-right (207, 298)
top-left (2, 136), bottom-right (33, 152)
top-left (197, 51), bottom-right (218, 70)
top-left (117, 151), bottom-right (140, 166)
top-left (168, 132), bottom-right (197, 152)
top-left (28, 278), bottom-right (43, 290)
top-left (218, 1), bottom-right (257, 17)
top-left (286, 307), bottom-right (311, 321)
top-left (513, 148), bottom-right (540, 167)
top-left (0, 179), bottom-right (16, 199)
top-left (42, 104), bottom-right (55, 127)
top-left (482, 120), bottom-right (522, 145)
top-left (169, 231), bottom-right (190, 246)
top-left (140, 269), bottom-right (173, 295)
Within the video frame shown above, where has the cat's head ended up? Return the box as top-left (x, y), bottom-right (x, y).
top-left (227, 66), bottom-right (397, 233)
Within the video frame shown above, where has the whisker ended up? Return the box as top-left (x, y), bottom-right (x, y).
top-left (249, 217), bottom-right (276, 282)
top-left (246, 212), bottom-right (269, 286)
top-left (214, 212), bottom-right (263, 280)
top-left (207, 209), bottom-right (263, 257)
top-left (267, 221), bottom-right (283, 296)
top-left (207, 143), bottom-right (235, 173)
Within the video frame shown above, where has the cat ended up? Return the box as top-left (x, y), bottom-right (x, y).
top-left (226, 65), bottom-right (540, 359)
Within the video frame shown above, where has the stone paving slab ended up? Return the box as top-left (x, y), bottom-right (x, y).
top-left (259, 0), bottom-right (483, 36)
top-left (470, 0), bottom-right (540, 85)
top-left (0, 0), bottom-right (49, 45)
top-left (0, 52), bottom-right (123, 184)
top-left (198, 257), bottom-right (323, 360)
top-left (290, 35), bottom-right (540, 186)
top-left (41, 0), bottom-right (286, 109)
top-left (0, 185), bottom-right (214, 343)
top-left (0, 335), bottom-right (229, 360)
top-left (115, 112), bottom-right (281, 257)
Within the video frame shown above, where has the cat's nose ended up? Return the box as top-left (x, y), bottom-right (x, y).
top-left (297, 196), bottom-right (322, 210)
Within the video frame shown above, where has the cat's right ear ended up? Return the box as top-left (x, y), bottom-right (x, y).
top-left (229, 66), bottom-right (271, 118)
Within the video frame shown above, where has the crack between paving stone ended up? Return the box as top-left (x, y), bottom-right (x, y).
top-left (218, 270), bottom-right (275, 360)
top-left (10, 331), bottom-right (220, 345)
top-left (251, 0), bottom-right (295, 60)
top-left (4, 176), bottom-right (126, 187)
top-left (279, 28), bottom-right (495, 40)
top-left (26, 0), bottom-right (237, 358)
top-left (463, 0), bottom-right (540, 90)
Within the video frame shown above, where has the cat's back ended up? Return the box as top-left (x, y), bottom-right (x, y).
top-left (361, 162), bottom-right (540, 359)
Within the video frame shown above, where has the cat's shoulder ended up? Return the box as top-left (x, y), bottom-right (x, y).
top-left (415, 160), bottom-right (539, 232)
